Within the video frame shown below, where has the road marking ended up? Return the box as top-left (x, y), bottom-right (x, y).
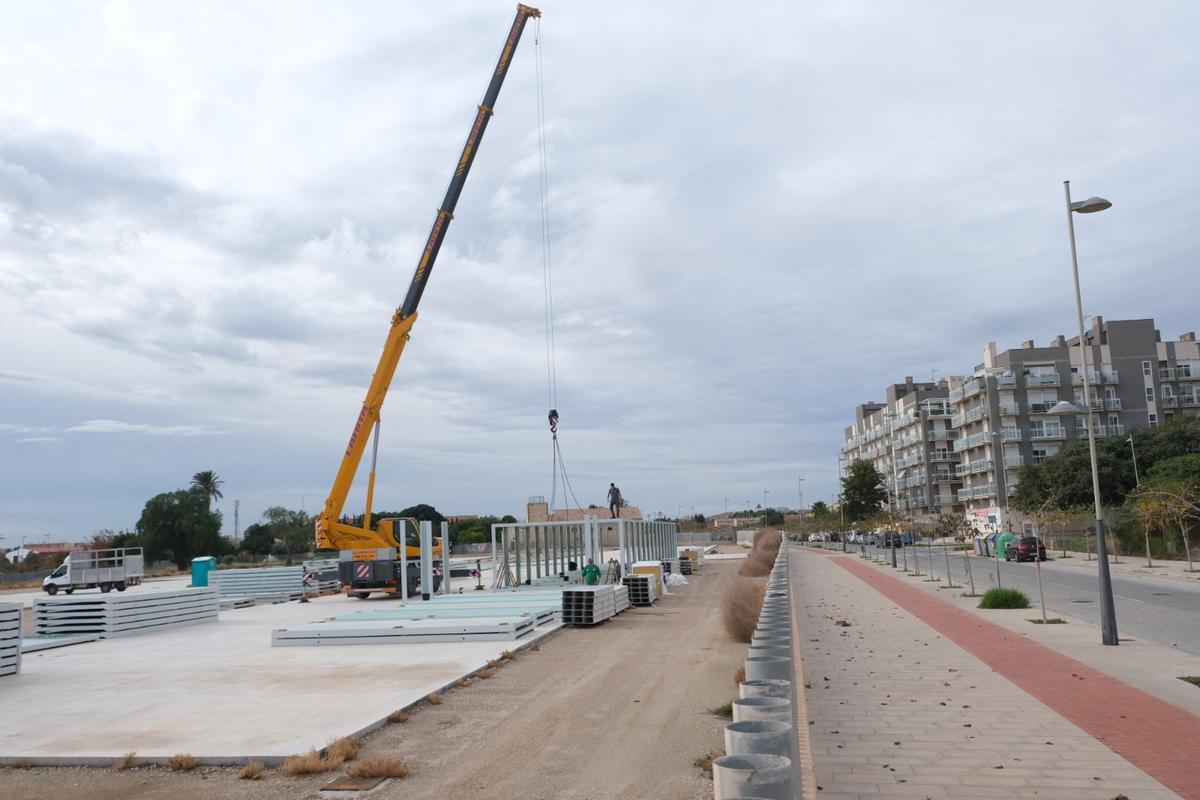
top-left (1114, 594), bottom-right (1146, 604)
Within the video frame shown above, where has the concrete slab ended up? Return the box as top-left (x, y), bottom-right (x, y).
top-left (0, 575), bottom-right (193, 609)
top-left (0, 588), bottom-right (559, 763)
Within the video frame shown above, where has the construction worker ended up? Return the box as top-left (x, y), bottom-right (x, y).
top-left (607, 482), bottom-right (623, 519)
top-left (582, 558), bottom-right (601, 585)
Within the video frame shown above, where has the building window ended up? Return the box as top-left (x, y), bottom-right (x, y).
top-left (1146, 387), bottom-right (1155, 402)
top-left (1142, 360), bottom-right (1152, 376)
top-left (1149, 413), bottom-right (1158, 427)
top-left (1032, 448), bottom-right (1048, 464)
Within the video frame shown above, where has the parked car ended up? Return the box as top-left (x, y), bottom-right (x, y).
top-left (1004, 537), bottom-right (1047, 562)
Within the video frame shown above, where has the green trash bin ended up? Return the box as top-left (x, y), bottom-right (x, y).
top-left (191, 556), bottom-right (217, 587)
top-left (996, 531), bottom-right (1015, 560)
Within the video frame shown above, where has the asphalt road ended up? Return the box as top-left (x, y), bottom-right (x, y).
top-left (836, 543), bottom-right (1200, 655)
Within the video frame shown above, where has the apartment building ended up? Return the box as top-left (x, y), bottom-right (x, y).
top-left (840, 378), bottom-right (963, 519)
top-left (948, 317), bottom-right (1198, 530)
top-left (840, 317), bottom-right (1198, 529)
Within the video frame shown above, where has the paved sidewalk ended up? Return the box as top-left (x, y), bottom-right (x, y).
top-left (790, 547), bottom-right (1189, 799)
top-left (1031, 548), bottom-right (1200, 586)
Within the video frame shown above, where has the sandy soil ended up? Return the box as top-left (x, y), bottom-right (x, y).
top-left (0, 560), bottom-right (745, 800)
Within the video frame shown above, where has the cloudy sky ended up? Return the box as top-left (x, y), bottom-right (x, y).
top-left (2, 1), bottom-right (1198, 542)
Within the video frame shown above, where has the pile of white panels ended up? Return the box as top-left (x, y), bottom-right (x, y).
top-left (660, 558), bottom-right (678, 575)
top-left (613, 583), bottom-right (630, 613)
top-left (33, 589), bottom-right (218, 639)
top-left (561, 585), bottom-right (618, 625)
top-left (0, 603), bottom-right (20, 677)
top-left (209, 567), bottom-right (304, 600)
top-left (622, 574), bottom-right (657, 606)
top-left (272, 615), bottom-right (537, 646)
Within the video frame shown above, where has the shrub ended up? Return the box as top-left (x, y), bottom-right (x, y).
top-left (734, 665), bottom-right (746, 685)
top-left (388, 709), bottom-right (410, 724)
top-left (239, 761), bottom-right (265, 780)
top-left (477, 668), bottom-right (496, 679)
top-left (324, 736), bottom-right (361, 764)
top-left (694, 751), bottom-right (719, 776)
top-left (978, 588), bottom-right (1030, 609)
top-left (167, 753), bottom-right (200, 771)
top-left (347, 757), bottom-right (410, 779)
top-left (500, 649), bottom-right (515, 661)
top-left (708, 701), bottom-right (733, 719)
top-left (427, 692), bottom-right (443, 705)
top-left (281, 750), bottom-right (336, 775)
top-left (8, 760), bottom-right (32, 770)
top-left (112, 751), bottom-right (137, 771)
top-left (723, 577), bottom-right (766, 642)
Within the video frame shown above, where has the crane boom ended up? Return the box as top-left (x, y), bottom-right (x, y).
top-left (316, 4), bottom-right (541, 555)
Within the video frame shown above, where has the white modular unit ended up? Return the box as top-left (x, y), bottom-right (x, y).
top-left (0, 603), bottom-right (21, 677)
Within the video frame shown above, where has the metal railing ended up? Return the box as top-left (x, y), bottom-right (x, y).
top-left (1026, 373), bottom-right (1061, 386)
top-left (1029, 426), bottom-right (1066, 440)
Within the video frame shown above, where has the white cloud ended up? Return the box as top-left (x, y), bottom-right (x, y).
top-left (65, 420), bottom-right (226, 437)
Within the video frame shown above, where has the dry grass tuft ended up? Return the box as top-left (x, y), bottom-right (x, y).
top-left (281, 750), bottom-right (336, 775)
top-left (167, 753), bottom-right (200, 771)
top-left (734, 665), bottom-right (746, 685)
top-left (239, 761), bottom-right (266, 780)
top-left (347, 757), bottom-right (410, 779)
top-left (500, 649), bottom-right (515, 661)
top-left (486, 658), bottom-right (500, 669)
top-left (324, 736), bottom-right (362, 764)
top-left (531, 644), bottom-right (541, 652)
top-left (112, 751), bottom-right (138, 772)
top-left (8, 759), bottom-right (33, 770)
top-left (457, 678), bottom-right (473, 688)
top-left (477, 668), bottom-right (496, 679)
top-left (737, 555), bottom-right (772, 577)
top-left (427, 692), bottom-right (444, 705)
top-left (723, 577), bottom-right (766, 643)
top-left (388, 709), bottom-right (410, 724)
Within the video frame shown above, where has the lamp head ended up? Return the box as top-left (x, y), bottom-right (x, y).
top-left (1046, 400), bottom-right (1087, 416)
top-left (1070, 196), bottom-right (1112, 214)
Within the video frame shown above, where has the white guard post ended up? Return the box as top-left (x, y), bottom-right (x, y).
top-left (420, 520), bottom-right (434, 601)
top-left (440, 521), bottom-right (450, 595)
top-left (400, 524), bottom-right (408, 601)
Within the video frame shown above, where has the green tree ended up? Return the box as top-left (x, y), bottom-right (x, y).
top-left (190, 471), bottom-right (224, 507)
top-left (809, 500), bottom-right (830, 519)
top-left (262, 506), bottom-right (312, 565)
top-left (136, 489), bottom-right (226, 569)
top-left (762, 508), bottom-right (785, 526)
top-left (240, 522), bottom-right (275, 556)
top-left (1012, 436), bottom-right (1136, 510)
top-left (1145, 454), bottom-right (1200, 484)
top-left (841, 459), bottom-right (887, 522)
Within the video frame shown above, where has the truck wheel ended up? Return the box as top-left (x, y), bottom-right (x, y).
top-left (99, 583), bottom-right (112, 593)
top-left (115, 583), bottom-right (126, 592)
top-left (45, 585), bottom-right (58, 596)
top-left (351, 592), bottom-right (370, 600)
top-left (64, 588), bottom-right (74, 595)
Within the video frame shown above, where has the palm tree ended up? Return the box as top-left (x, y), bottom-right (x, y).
top-left (191, 471), bottom-right (224, 507)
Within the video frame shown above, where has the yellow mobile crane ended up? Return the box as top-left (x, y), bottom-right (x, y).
top-left (315, 4), bottom-right (541, 598)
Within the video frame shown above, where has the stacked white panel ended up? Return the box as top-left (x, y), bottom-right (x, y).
top-left (33, 589), bottom-right (219, 639)
top-left (622, 574), bottom-right (657, 606)
top-left (0, 603), bottom-right (21, 677)
top-left (613, 584), bottom-right (630, 613)
top-left (561, 585), bottom-right (617, 625)
top-left (209, 567), bottom-right (304, 600)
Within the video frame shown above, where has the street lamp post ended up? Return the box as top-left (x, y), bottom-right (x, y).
top-left (1057, 179), bottom-right (1118, 646)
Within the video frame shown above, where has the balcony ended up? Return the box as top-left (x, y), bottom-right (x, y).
top-left (949, 387), bottom-right (965, 402)
top-left (1029, 426), bottom-right (1067, 440)
top-left (933, 472), bottom-right (956, 482)
top-left (1163, 395), bottom-right (1179, 408)
top-left (968, 458), bottom-right (993, 474)
top-left (1106, 397), bottom-right (1122, 410)
top-left (953, 431), bottom-right (990, 451)
top-left (998, 402), bottom-right (1019, 415)
top-left (1001, 455), bottom-right (1025, 468)
top-left (963, 379), bottom-right (984, 398)
top-left (928, 430), bottom-right (957, 441)
top-left (1181, 395), bottom-right (1200, 407)
top-left (1026, 373), bottom-right (1061, 386)
top-left (1072, 369), bottom-right (1119, 385)
top-left (930, 450), bottom-right (957, 461)
top-left (956, 484), bottom-right (996, 501)
top-left (998, 373), bottom-right (1018, 387)
top-left (1028, 401), bottom-right (1056, 413)
top-left (1001, 428), bottom-right (1022, 441)
top-left (951, 413), bottom-right (966, 428)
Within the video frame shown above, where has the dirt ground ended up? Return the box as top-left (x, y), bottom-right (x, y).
top-left (0, 558), bottom-right (745, 800)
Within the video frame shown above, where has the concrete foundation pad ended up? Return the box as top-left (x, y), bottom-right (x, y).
top-left (0, 589), bottom-right (559, 763)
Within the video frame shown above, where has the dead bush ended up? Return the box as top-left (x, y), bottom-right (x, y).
top-left (477, 668), bottom-right (496, 679)
top-left (239, 761), bottom-right (265, 780)
top-left (347, 757), bottom-right (410, 779)
top-left (112, 751), bottom-right (138, 771)
top-left (324, 736), bottom-right (361, 764)
top-left (388, 709), bottom-right (410, 724)
top-left (167, 753), bottom-right (200, 771)
top-left (427, 692), bottom-right (444, 705)
top-left (500, 649), bottom-right (515, 661)
top-left (8, 760), bottom-right (32, 770)
top-left (723, 577), bottom-right (766, 643)
top-left (734, 665), bottom-right (746, 685)
top-left (737, 555), bottom-right (772, 577)
top-left (281, 750), bottom-right (336, 775)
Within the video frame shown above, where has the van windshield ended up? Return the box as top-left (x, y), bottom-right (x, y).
top-left (50, 564), bottom-right (68, 579)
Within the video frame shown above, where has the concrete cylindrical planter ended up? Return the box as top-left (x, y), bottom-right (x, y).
top-left (746, 644), bottom-right (790, 660)
top-left (745, 655), bottom-right (792, 682)
top-left (740, 678), bottom-right (791, 700)
top-left (725, 719), bottom-right (793, 758)
top-left (713, 753), bottom-right (793, 800)
top-left (731, 695), bottom-right (791, 722)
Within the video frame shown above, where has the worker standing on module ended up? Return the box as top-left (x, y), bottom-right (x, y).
top-left (607, 482), bottom-right (623, 519)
